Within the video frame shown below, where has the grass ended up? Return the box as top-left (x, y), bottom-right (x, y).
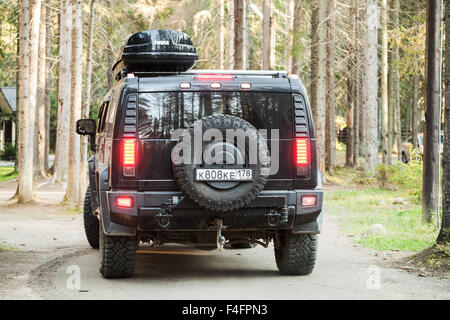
top-left (325, 166), bottom-right (438, 252)
top-left (0, 167), bottom-right (18, 182)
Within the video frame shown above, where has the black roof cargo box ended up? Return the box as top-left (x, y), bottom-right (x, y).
top-left (113, 29), bottom-right (198, 79)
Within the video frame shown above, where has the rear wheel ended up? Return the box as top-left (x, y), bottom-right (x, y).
top-left (83, 186), bottom-right (99, 249)
top-left (99, 219), bottom-right (136, 278)
top-left (275, 232), bottom-right (318, 275)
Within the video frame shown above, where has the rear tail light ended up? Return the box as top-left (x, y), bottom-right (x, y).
top-left (123, 138), bottom-right (136, 177)
top-left (302, 195), bottom-right (317, 207)
top-left (116, 196), bottom-right (134, 208)
top-left (295, 138), bottom-right (310, 176)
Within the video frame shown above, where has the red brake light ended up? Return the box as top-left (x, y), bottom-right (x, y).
top-left (295, 138), bottom-right (309, 166)
top-left (302, 195), bottom-right (317, 207)
top-left (123, 139), bottom-right (136, 166)
top-left (116, 196), bottom-right (133, 208)
top-left (195, 74), bottom-right (234, 80)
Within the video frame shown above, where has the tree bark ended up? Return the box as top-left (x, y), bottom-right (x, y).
top-left (422, 0), bottom-right (441, 224)
top-left (65, 0), bottom-right (82, 205)
top-left (17, 0), bottom-right (33, 203)
top-left (291, 0), bottom-right (302, 75)
top-left (234, 0), bottom-right (246, 69)
top-left (78, 0), bottom-right (95, 206)
top-left (310, 0), bottom-right (327, 179)
top-left (381, 0), bottom-right (389, 165)
top-left (325, 0), bottom-right (336, 172)
top-left (226, 0), bottom-right (234, 69)
top-left (218, 0), bottom-right (225, 69)
top-left (53, 0), bottom-right (72, 183)
top-left (438, 0), bottom-right (450, 243)
top-left (364, 0), bottom-right (379, 174)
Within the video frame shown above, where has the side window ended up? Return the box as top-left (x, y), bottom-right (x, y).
top-left (98, 101), bottom-right (110, 133)
top-left (105, 90), bottom-right (118, 138)
top-left (96, 103), bottom-right (105, 133)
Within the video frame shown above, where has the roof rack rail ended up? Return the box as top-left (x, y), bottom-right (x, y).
top-left (122, 69), bottom-right (289, 79)
top-left (184, 70), bottom-right (289, 78)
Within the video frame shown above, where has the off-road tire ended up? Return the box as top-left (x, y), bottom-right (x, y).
top-left (99, 221), bottom-right (136, 278)
top-left (173, 115), bottom-right (270, 212)
top-left (275, 232), bottom-right (318, 275)
top-left (83, 186), bottom-right (99, 249)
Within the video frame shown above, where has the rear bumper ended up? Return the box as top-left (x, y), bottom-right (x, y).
top-left (103, 189), bottom-right (323, 236)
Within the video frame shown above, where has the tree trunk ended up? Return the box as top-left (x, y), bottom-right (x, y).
top-left (364, 0), bottom-right (379, 174)
top-left (291, 0), bottom-right (302, 75)
top-left (285, 0), bottom-right (294, 73)
top-left (388, 48), bottom-right (394, 163)
top-left (346, 0), bottom-right (356, 168)
top-left (393, 0), bottom-right (401, 162)
top-left (78, 0), bottom-right (95, 206)
top-left (352, 0), bottom-right (360, 166)
top-left (310, 0), bottom-right (327, 179)
top-left (422, 0), bottom-right (441, 224)
top-left (358, 0), bottom-right (366, 160)
top-left (234, 0), bottom-right (246, 69)
top-left (262, 0), bottom-right (274, 70)
top-left (17, 0), bottom-right (33, 203)
top-left (44, 3), bottom-right (51, 173)
top-left (53, 0), bottom-right (72, 183)
top-left (29, 0), bottom-right (41, 179)
top-left (218, 0), bottom-right (225, 69)
top-left (325, 0), bottom-right (336, 172)
top-left (65, 0), bottom-right (82, 205)
top-left (37, 0), bottom-right (48, 177)
top-left (381, 0), bottom-right (389, 165)
top-left (438, 0), bottom-right (450, 243)
top-left (412, 74), bottom-right (419, 147)
top-left (226, 0), bottom-right (234, 69)
top-left (107, 40), bottom-right (114, 88)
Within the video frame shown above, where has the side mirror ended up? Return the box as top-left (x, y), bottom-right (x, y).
top-left (76, 119), bottom-right (96, 136)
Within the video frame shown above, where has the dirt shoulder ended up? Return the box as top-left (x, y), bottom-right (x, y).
top-left (0, 195), bottom-right (86, 299)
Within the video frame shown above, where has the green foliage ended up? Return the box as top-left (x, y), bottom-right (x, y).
top-left (0, 142), bottom-right (15, 161)
top-left (374, 157), bottom-right (423, 203)
top-left (326, 189), bottom-right (437, 252)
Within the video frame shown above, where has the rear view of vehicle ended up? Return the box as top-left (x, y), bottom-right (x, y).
top-left (76, 30), bottom-right (323, 278)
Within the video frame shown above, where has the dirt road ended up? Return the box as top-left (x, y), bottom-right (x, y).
top-left (0, 184), bottom-right (448, 300)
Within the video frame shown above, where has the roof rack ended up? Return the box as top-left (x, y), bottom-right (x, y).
top-left (123, 69), bottom-right (289, 79)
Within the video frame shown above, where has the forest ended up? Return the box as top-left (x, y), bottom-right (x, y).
top-left (0, 0), bottom-right (448, 247)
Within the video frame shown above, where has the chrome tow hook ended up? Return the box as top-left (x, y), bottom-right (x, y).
top-left (216, 219), bottom-right (226, 251)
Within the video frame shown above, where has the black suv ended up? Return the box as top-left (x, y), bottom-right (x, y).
top-left (76, 30), bottom-right (323, 278)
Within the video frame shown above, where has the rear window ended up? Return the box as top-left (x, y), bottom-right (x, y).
top-left (138, 92), bottom-right (293, 139)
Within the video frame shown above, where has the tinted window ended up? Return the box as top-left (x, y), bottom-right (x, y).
top-left (138, 92), bottom-right (293, 139)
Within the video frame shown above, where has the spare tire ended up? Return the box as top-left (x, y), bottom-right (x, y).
top-left (173, 115), bottom-right (270, 212)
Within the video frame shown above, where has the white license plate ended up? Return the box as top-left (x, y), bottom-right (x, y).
top-left (195, 168), bottom-right (253, 181)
